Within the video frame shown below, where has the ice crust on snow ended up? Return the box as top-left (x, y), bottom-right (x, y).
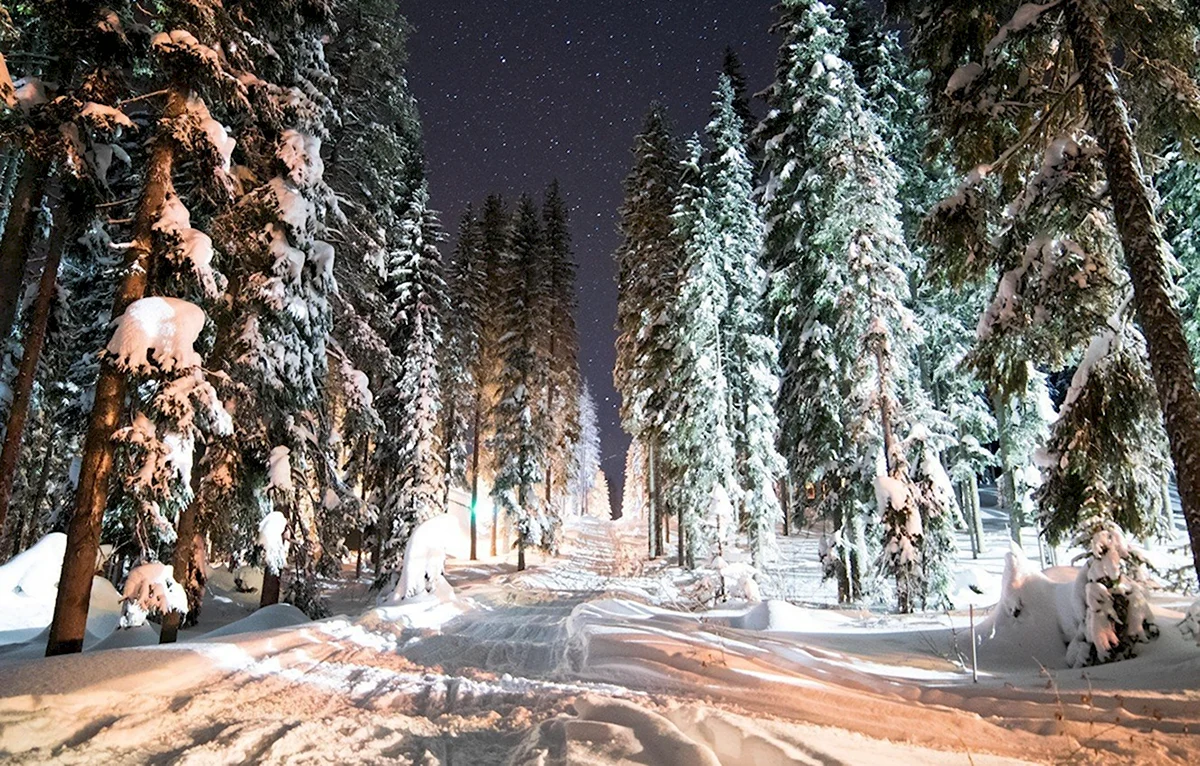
top-left (107, 296), bottom-right (206, 374)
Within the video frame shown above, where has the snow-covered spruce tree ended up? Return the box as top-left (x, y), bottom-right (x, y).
top-left (621, 438), bottom-right (648, 522)
top-left (1038, 322), bottom-right (1167, 664)
top-left (588, 469), bottom-right (613, 521)
top-left (0, 3), bottom-right (144, 543)
top-left (541, 180), bottom-right (581, 517)
top-left (720, 47), bottom-right (757, 154)
top-left (893, 0), bottom-right (1200, 587)
top-left (759, 0), bottom-right (922, 604)
top-left (202, 2), bottom-right (342, 615)
top-left (490, 195), bottom-right (553, 571)
top-left (48, 2), bottom-right (251, 654)
top-left (840, 0), bottom-right (996, 558)
top-left (705, 75), bottom-right (784, 567)
top-left (918, 283), bottom-right (997, 557)
top-left (375, 186), bottom-right (447, 586)
top-left (907, 425), bottom-right (961, 609)
top-left (479, 194), bottom-right (513, 556)
top-left (569, 381), bottom-right (601, 517)
top-left (323, 0), bottom-right (427, 568)
top-left (1162, 160), bottom-right (1200, 369)
top-left (662, 136), bottom-right (736, 569)
top-left (613, 105), bottom-right (681, 558)
top-left (442, 206), bottom-right (488, 557)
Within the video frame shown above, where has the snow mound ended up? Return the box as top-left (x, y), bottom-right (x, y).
top-left (199, 604), bottom-right (310, 640)
top-left (510, 695), bottom-right (722, 766)
top-left (947, 564), bottom-right (1001, 609)
top-left (714, 556), bottom-right (762, 603)
top-left (385, 514), bottom-right (464, 603)
top-left (728, 600), bottom-right (809, 631)
top-left (975, 545), bottom-right (1080, 668)
top-left (0, 532), bottom-right (68, 599)
top-left (0, 575), bottom-right (122, 655)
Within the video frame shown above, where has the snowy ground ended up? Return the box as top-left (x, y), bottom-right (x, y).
top-left (1, 503), bottom-right (1198, 765)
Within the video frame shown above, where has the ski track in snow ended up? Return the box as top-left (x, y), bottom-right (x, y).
top-left (1, 515), bottom-right (1198, 765)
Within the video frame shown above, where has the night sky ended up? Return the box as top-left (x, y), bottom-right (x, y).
top-left (401, 0), bottom-right (779, 502)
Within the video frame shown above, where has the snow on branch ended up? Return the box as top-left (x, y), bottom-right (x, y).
top-left (107, 297), bottom-right (206, 374)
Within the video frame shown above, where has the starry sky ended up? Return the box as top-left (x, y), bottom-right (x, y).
top-left (401, 0), bottom-right (779, 503)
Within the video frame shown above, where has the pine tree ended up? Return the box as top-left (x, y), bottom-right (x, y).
top-left (479, 194), bottom-right (513, 556)
top-left (907, 425), bottom-right (960, 609)
top-left (759, 0), bottom-right (922, 603)
top-left (376, 186), bottom-right (447, 584)
top-left (706, 75), bottom-right (785, 567)
top-left (541, 181), bottom-right (581, 517)
top-left (47, 0), bottom-right (264, 654)
top-left (613, 106), bottom-right (681, 558)
top-left (490, 196), bottom-right (553, 570)
top-left (662, 136), bottom-right (735, 568)
top-left (894, 0), bottom-right (1200, 588)
top-left (621, 438), bottom-right (648, 522)
top-left (570, 381), bottom-right (601, 516)
top-left (443, 206), bottom-right (488, 558)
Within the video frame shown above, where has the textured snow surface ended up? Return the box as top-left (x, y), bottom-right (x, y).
top-left (1, 516), bottom-right (1197, 764)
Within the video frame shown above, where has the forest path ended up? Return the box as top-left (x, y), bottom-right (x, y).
top-left (0, 515), bottom-right (1195, 764)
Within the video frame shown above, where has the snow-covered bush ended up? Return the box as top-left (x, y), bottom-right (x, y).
top-left (908, 426), bottom-right (960, 609)
top-left (1179, 599), bottom-right (1200, 645)
top-left (876, 473), bottom-right (922, 613)
top-left (1064, 520), bottom-right (1157, 667)
top-left (385, 513), bottom-right (463, 603)
top-left (119, 562), bottom-right (188, 628)
top-left (714, 556), bottom-right (762, 603)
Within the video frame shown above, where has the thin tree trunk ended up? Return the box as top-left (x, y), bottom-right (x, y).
top-left (874, 346), bottom-right (898, 475)
top-left (46, 91), bottom-right (186, 657)
top-left (15, 434), bottom-right (56, 557)
top-left (780, 479), bottom-right (791, 536)
top-left (677, 492), bottom-right (685, 567)
top-left (260, 568), bottom-right (281, 607)
top-left (0, 208), bottom-right (70, 532)
top-left (992, 392), bottom-right (1022, 544)
top-left (468, 396), bottom-right (481, 560)
top-left (0, 156), bottom-right (49, 344)
top-left (1066, 0), bottom-right (1200, 587)
top-left (159, 499), bottom-right (198, 644)
top-left (1161, 467), bottom-right (1175, 539)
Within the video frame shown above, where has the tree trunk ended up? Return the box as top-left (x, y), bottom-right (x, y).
top-left (159, 500), bottom-right (199, 644)
top-left (1161, 467), bottom-right (1175, 539)
top-left (874, 345), bottom-right (899, 475)
top-left (260, 569), bottom-right (281, 608)
top-left (677, 491), bottom-right (685, 568)
top-left (46, 91), bottom-right (186, 657)
top-left (0, 156), bottom-right (49, 344)
top-left (0, 209), bottom-right (70, 532)
top-left (13, 434), bottom-right (56, 558)
top-left (1066, 0), bottom-right (1200, 587)
top-left (468, 395), bottom-right (481, 560)
top-left (780, 479), bottom-right (791, 536)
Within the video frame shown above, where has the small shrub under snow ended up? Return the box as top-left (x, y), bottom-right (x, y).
top-left (120, 562), bottom-right (188, 628)
top-left (1179, 600), bottom-right (1200, 645)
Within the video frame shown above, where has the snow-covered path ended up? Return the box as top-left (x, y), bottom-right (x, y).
top-left (1, 516), bottom-right (1197, 764)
